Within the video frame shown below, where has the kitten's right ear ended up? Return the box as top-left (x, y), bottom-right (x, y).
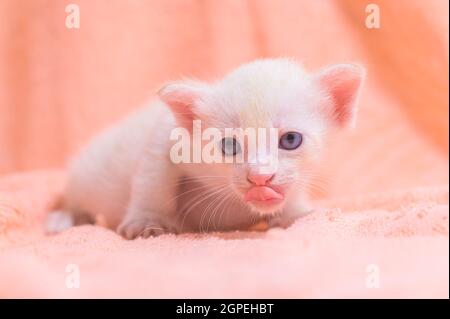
top-left (158, 81), bottom-right (208, 129)
top-left (314, 64), bottom-right (365, 129)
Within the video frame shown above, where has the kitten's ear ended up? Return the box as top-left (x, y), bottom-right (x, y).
top-left (158, 81), bottom-right (208, 128)
top-left (315, 64), bottom-right (365, 128)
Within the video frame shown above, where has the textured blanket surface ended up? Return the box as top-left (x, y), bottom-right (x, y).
top-left (0, 171), bottom-right (448, 298)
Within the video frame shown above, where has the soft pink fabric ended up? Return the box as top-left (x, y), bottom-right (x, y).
top-left (0, 172), bottom-right (448, 298)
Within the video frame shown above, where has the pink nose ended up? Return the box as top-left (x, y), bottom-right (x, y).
top-left (247, 174), bottom-right (274, 186)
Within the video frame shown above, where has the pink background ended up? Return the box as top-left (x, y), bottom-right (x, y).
top-left (0, 0), bottom-right (448, 197)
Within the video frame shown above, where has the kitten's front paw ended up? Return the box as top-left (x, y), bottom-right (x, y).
top-left (269, 207), bottom-right (315, 229)
top-left (268, 214), bottom-right (302, 229)
top-left (117, 218), bottom-right (177, 239)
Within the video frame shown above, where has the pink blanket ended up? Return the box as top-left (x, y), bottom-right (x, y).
top-left (0, 171), bottom-right (447, 298)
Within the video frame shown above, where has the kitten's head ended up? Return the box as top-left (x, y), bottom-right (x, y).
top-left (159, 59), bottom-right (364, 215)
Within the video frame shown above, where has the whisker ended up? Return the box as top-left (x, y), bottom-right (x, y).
top-left (201, 190), bottom-right (229, 233)
top-left (162, 182), bottom-right (225, 209)
top-left (202, 188), bottom-right (230, 232)
top-left (214, 191), bottom-right (237, 231)
top-left (205, 188), bottom-right (234, 233)
top-left (179, 184), bottom-right (229, 232)
top-left (218, 191), bottom-right (242, 230)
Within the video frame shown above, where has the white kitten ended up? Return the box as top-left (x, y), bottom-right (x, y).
top-left (46, 58), bottom-right (364, 239)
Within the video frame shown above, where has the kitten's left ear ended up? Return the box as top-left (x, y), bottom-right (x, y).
top-left (158, 81), bottom-right (209, 129)
top-left (315, 64), bottom-right (365, 128)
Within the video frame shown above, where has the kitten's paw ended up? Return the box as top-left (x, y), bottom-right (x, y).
top-left (117, 218), bottom-right (176, 239)
top-left (268, 214), bottom-right (300, 229)
top-left (269, 207), bottom-right (315, 229)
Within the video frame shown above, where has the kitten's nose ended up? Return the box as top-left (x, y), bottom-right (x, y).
top-left (247, 174), bottom-right (274, 186)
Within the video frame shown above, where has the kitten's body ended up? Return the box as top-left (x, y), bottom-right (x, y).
top-left (47, 59), bottom-right (364, 239)
top-left (64, 102), bottom-right (260, 232)
top-left (59, 102), bottom-right (300, 235)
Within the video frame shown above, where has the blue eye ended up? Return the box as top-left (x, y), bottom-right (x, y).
top-left (221, 137), bottom-right (241, 156)
top-left (279, 132), bottom-right (303, 150)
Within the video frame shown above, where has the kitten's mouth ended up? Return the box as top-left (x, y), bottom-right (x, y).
top-left (244, 186), bottom-right (284, 205)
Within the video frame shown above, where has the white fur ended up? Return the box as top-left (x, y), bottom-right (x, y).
top-left (49, 59), bottom-right (364, 239)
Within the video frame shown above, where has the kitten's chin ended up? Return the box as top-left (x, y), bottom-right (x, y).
top-left (247, 200), bottom-right (285, 216)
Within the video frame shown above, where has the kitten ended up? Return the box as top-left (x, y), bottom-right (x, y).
top-left (46, 58), bottom-right (364, 239)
